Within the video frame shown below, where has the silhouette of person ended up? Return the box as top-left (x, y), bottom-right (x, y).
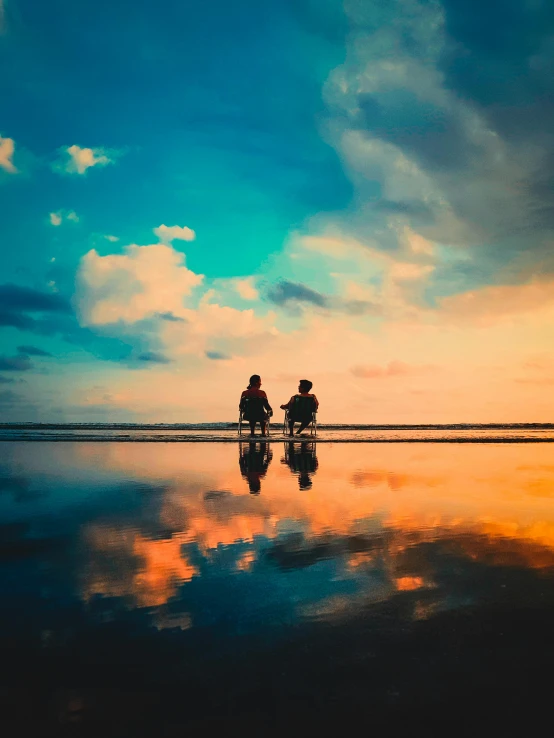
top-left (239, 374), bottom-right (273, 436)
top-left (239, 441), bottom-right (273, 494)
top-left (280, 379), bottom-right (319, 436)
top-left (281, 441), bottom-right (318, 490)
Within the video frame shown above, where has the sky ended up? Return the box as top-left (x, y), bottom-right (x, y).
top-left (1, 0), bottom-right (554, 423)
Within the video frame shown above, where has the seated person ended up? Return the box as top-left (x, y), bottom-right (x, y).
top-left (280, 379), bottom-right (319, 436)
top-left (239, 374), bottom-right (273, 436)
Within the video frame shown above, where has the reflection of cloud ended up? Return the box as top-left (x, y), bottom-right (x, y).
top-left (350, 469), bottom-right (442, 491)
top-left (71, 442), bottom-right (554, 602)
top-left (82, 527), bottom-right (198, 608)
top-left (235, 549), bottom-right (256, 572)
top-left (395, 576), bottom-right (425, 591)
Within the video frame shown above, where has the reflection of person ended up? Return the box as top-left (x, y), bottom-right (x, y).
top-left (239, 374), bottom-right (273, 436)
top-left (280, 379), bottom-right (319, 436)
top-left (239, 441), bottom-right (273, 494)
top-left (281, 441), bottom-right (318, 490)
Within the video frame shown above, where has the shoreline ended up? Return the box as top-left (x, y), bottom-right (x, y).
top-left (1, 436), bottom-right (554, 443)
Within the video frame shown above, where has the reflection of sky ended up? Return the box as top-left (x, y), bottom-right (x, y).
top-left (1, 442), bottom-right (554, 645)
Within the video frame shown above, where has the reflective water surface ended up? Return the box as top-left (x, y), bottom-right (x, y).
top-left (1, 441), bottom-right (554, 734)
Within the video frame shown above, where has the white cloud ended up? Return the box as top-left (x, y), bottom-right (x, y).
top-left (0, 134), bottom-right (17, 173)
top-left (76, 238), bottom-right (278, 363)
top-left (49, 209), bottom-right (79, 226)
top-left (105, 235), bottom-right (119, 242)
top-left (77, 243), bottom-right (204, 326)
top-left (58, 145), bottom-right (113, 175)
top-left (274, 232), bottom-right (436, 321)
top-left (154, 224), bottom-right (196, 243)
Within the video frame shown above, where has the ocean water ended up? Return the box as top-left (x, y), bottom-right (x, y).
top-left (1, 439), bottom-right (554, 734)
top-left (1, 422), bottom-right (553, 442)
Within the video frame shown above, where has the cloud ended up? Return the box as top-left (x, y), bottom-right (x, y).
top-left (351, 361), bottom-right (434, 379)
top-left (265, 276), bottom-right (380, 317)
top-left (154, 224), bottom-right (196, 243)
top-left (55, 145), bottom-right (113, 175)
top-left (17, 345), bottom-right (52, 357)
top-left (235, 278), bottom-right (259, 301)
top-left (137, 351), bottom-right (171, 364)
top-left (0, 376), bottom-right (15, 384)
top-left (157, 311), bottom-right (185, 322)
top-left (322, 0), bottom-right (554, 290)
top-left (205, 351), bottom-right (229, 361)
top-left (263, 234), bottom-right (435, 322)
top-left (0, 390), bottom-right (20, 406)
top-left (514, 378), bottom-right (554, 386)
top-left (0, 134), bottom-right (17, 173)
top-left (77, 243), bottom-right (204, 325)
top-left (0, 283), bottom-right (71, 314)
top-left (75, 237), bottom-right (279, 366)
top-left (0, 355), bottom-right (33, 371)
top-left (49, 210), bottom-right (79, 226)
top-left (437, 278), bottom-right (554, 324)
top-left (266, 280), bottom-right (329, 308)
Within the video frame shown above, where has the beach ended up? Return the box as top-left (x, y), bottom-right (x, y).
top-left (1, 437), bottom-right (554, 733)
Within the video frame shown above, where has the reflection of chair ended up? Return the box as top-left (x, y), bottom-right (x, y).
top-left (238, 396), bottom-right (271, 436)
top-left (281, 441), bottom-right (318, 490)
top-left (282, 396), bottom-right (317, 436)
top-left (239, 441), bottom-right (273, 494)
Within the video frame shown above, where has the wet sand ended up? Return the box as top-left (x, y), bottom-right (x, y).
top-left (1, 441), bottom-right (553, 734)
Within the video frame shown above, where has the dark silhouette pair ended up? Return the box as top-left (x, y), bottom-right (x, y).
top-left (239, 375), bottom-right (319, 437)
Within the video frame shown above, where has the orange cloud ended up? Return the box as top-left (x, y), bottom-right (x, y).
top-left (351, 360), bottom-right (435, 379)
top-left (438, 278), bottom-right (554, 323)
top-left (0, 134), bottom-right (17, 173)
top-left (62, 145), bottom-right (113, 175)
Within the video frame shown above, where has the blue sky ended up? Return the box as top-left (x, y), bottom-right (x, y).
top-left (1, 0), bottom-right (554, 422)
top-left (1, 0), bottom-right (351, 280)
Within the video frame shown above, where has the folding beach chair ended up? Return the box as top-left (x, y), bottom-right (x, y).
top-left (238, 396), bottom-right (271, 436)
top-left (282, 395), bottom-right (317, 436)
